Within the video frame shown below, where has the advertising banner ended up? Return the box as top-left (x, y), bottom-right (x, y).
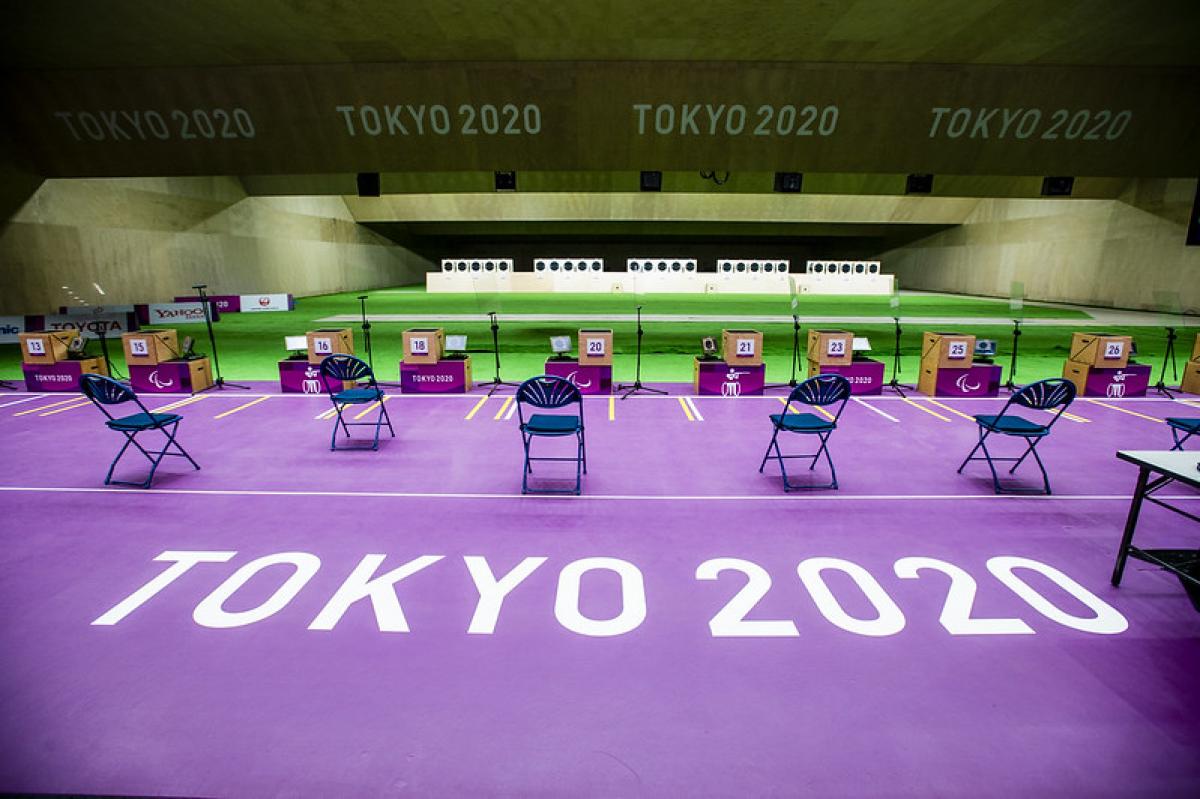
top-left (138, 302), bottom-right (219, 325)
top-left (239, 293), bottom-right (293, 313)
top-left (25, 313), bottom-right (138, 340)
top-left (175, 295), bottom-right (241, 313)
top-left (0, 316), bottom-right (25, 344)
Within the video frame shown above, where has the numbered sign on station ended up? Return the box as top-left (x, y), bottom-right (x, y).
top-left (584, 337), bottom-right (606, 356)
top-left (1104, 341), bottom-right (1125, 359)
top-left (129, 339), bottom-right (149, 356)
top-left (948, 341), bottom-right (968, 360)
top-left (827, 338), bottom-right (846, 357)
top-left (410, 336), bottom-right (430, 355)
top-left (312, 337), bottom-right (332, 355)
top-left (26, 339), bottom-right (46, 355)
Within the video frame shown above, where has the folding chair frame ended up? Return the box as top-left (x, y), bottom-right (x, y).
top-left (517, 375), bottom-right (587, 495)
top-left (759, 374), bottom-right (851, 491)
top-left (1167, 418), bottom-right (1199, 451)
top-left (81, 375), bottom-right (201, 489)
top-left (320, 355), bottom-right (395, 451)
top-left (957, 378), bottom-right (1075, 495)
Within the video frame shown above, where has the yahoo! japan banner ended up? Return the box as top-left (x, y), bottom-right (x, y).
top-left (136, 302), bottom-right (220, 325)
top-left (239, 293), bottom-right (294, 313)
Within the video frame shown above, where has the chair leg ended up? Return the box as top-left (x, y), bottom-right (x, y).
top-left (759, 428), bottom-right (781, 473)
top-left (819, 432), bottom-right (838, 490)
top-left (379, 400), bottom-right (396, 438)
top-left (1007, 437), bottom-right (1039, 474)
top-left (161, 422), bottom-right (200, 471)
top-left (1026, 440), bottom-right (1052, 495)
top-left (978, 438), bottom-right (1004, 494)
top-left (957, 428), bottom-right (987, 473)
top-left (579, 431), bottom-right (587, 474)
top-left (105, 433), bottom-right (137, 485)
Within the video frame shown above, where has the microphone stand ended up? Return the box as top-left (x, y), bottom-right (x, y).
top-left (885, 316), bottom-right (907, 397)
top-left (1152, 326), bottom-right (1178, 398)
top-left (618, 305), bottom-right (667, 399)
top-left (477, 311), bottom-right (518, 395)
top-left (765, 314), bottom-right (802, 390)
top-left (1002, 320), bottom-right (1021, 392)
top-left (193, 283), bottom-right (248, 390)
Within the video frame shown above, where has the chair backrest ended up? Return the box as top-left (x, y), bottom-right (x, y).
top-left (516, 375), bottom-right (583, 424)
top-left (80, 374), bottom-right (152, 422)
top-left (319, 354), bottom-right (375, 387)
top-left (1010, 378), bottom-right (1075, 410)
top-left (81, 373), bottom-right (136, 405)
top-left (786, 373), bottom-right (852, 424)
top-left (1001, 378), bottom-right (1076, 427)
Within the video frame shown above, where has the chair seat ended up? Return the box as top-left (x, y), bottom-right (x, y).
top-left (331, 388), bottom-right (382, 404)
top-left (975, 414), bottom-right (1049, 436)
top-left (523, 413), bottom-right (582, 435)
top-left (1166, 417), bottom-right (1200, 432)
top-left (106, 412), bottom-right (181, 431)
top-left (770, 412), bottom-right (835, 432)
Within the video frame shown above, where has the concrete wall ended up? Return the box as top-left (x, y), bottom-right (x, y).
top-left (882, 179), bottom-right (1200, 313)
top-left (0, 177), bottom-right (430, 314)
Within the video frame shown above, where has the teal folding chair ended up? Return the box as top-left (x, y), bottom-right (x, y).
top-left (516, 375), bottom-right (586, 495)
top-left (958, 378), bottom-right (1075, 494)
top-left (80, 374), bottom-right (200, 489)
top-left (1166, 418), bottom-right (1200, 450)
top-left (759, 373), bottom-right (851, 491)
top-left (319, 354), bottom-right (394, 451)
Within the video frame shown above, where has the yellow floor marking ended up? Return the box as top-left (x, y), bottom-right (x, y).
top-left (924, 398), bottom-right (977, 423)
top-left (777, 396), bottom-right (832, 419)
top-left (1084, 400), bottom-right (1164, 423)
top-left (608, 396), bottom-right (615, 421)
top-left (1041, 407), bottom-right (1091, 423)
top-left (493, 396), bottom-right (514, 420)
top-left (902, 398), bottom-right (952, 423)
top-left (39, 400), bottom-right (94, 417)
top-left (149, 395), bottom-right (208, 414)
top-left (464, 396), bottom-right (489, 421)
top-left (14, 397), bottom-right (83, 416)
top-left (678, 397), bottom-right (696, 421)
top-left (353, 397), bottom-right (386, 420)
top-left (214, 396), bottom-right (270, 420)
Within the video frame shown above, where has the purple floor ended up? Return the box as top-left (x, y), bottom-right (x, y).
top-left (1, 386), bottom-right (1199, 796)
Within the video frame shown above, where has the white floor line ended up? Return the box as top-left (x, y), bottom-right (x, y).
top-left (685, 397), bottom-right (704, 421)
top-left (1, 485), bottom-right (1196, 502)
top-left (504, 400), bottom-right (518, 421)
top-left (852, 397), bottom-right (899, 422)
top-left (0, 395), bottom-right (44, 408)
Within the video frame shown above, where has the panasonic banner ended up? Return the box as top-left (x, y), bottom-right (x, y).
top-left (0, 316), bottom-right (25, 344)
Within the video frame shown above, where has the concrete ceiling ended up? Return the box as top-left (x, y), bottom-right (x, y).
top-left (4, 0), bottom-right (1199, 69)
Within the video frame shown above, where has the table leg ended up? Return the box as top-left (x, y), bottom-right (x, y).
top-left (1112, 465), bottom-right (1151, 586)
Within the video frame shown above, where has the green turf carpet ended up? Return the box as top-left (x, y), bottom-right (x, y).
top-left (2, 287), bottom-right (1193, 386)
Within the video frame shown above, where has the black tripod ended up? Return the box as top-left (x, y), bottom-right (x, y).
top-left (765, 314), bottom-right (802, 390)
top-left (357, 294), bottom-right (398, 386)
top-left (1002, 320), bottom-right (1022, 392)
top-left (477, 311), bottom-right (518, 395)
top-left (886, 316), bottom-right (907, 397)
top-left (96, 328), bottom-right (126, 381)
top-left (1153, 326), bottom-right (1178, 398)
top-left (192, 284), bottom-right (248, 390)
top-left (0, 377), bottom-right (14, 390)
top-left (619, 305), bottom-right (667, 399)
